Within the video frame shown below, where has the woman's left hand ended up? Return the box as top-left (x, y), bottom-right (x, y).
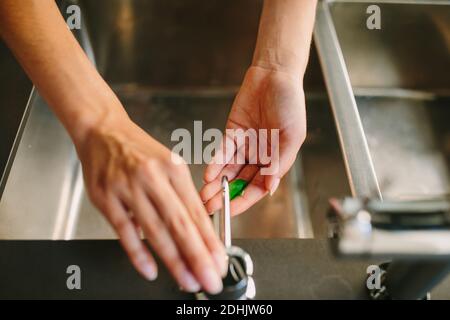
top-left (200, 65), bottom-right (306, 215)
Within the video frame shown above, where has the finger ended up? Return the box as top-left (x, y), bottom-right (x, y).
top-left (200, 162), bottom-right (244, 203)
top-left (171, 167), bottom-right (228, 277)
top-left (104, 194), bottom-right (157, 281)
top-left (204, 164), bottom-right (259, 214)
top-left (230, 171), bottom-right (268, 215)
top-left (203, 133), bottom-right (237, 183)
top-left (129, 187), bottom-right (202, 293)
top-left (129, 216), bottom-right (143, 235)
top-left (142, 172), bottom-right (223, 294)
top-left (120, 201), bottom-right (142, 235)
top-left (264, 134), bottom-right (304, 196)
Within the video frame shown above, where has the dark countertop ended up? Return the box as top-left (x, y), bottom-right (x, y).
top-left (0, 239), bottom-right (449, 299)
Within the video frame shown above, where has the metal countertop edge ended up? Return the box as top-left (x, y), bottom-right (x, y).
top-left (313, 0), bottom-right (382, 200)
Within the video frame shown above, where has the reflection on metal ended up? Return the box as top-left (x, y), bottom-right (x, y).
top-left (116, 1), bottom-right (136, 43)
top-left (290, 155), bottom-right (314, 238)
top-left (220, 176), bottom-right (232, 248)
top-left (323, 0), bottom-right (450, 300)
top-left (358, 96), bottom-right (450, 199)
top-left (314, 1), bottom-right (382, 199)
top-left (200, 191), bottom-right (256, 300)
top-left (330, 197), bottom-right (450, 258)
top-left (0, 88), bottom-right (35, 199)
top-left (327, 0), bottom-right (450, 200)
top-left (316, 0), bottom-right (450, 201)
top-left (53, 163), bottom-right (84, 240)
top-left (329, 197), bottom-right (450, 300)
top-left (330, 2), bottom-right (450, 91)
top-left (1, 0), bottom-right (351, 240)
top-left (353, 88), bottom-right (437, 100)
top-left (0, 95), bottom-right (83, 239)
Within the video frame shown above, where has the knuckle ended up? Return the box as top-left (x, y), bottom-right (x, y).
top-left (184, 247), bottom-right (205, 268)
top-left (86, 186), bottom-right (100, 204)
top-left (169, 160), bottom-right (190, 176)
top-left (87, 188), bottom-right (107, 212)
top-left (166, 213), bottom-right (189, 235)
top-left (108, 176), bottom-right (127, 193)
top-left (86, 175), bottom-right (105, 195)
top-left (189, 206), bottom-right (207, 226)
top-left (110, 214), bottom-right (129, 234)
top-left (140, 159), bottom-right (161, 180)
top-left (141, 219), bottom-right (159, 240)
top-left (172, 165), bottom-right (187, 177)
top-left (170, 153), bottom-right (187, 166)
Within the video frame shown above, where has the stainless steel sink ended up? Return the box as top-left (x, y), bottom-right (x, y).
top-left (0, 0), bottom-right (350, 240)
top-left (331, 1), bottom-right (450, 199)
top-left (315, 0), bottom-right (450, 200)
top-left (313, 1), bottom-right (450, 300)
top-left (0, 43), bottom-right (32, 196)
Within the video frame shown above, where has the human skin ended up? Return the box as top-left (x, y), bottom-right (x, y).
top-left (0, 0), bottom-right (226, 294)
top-left (201, 0), bottom-right (317, 216)
top-left (0, 0), bottom-right (317, 295)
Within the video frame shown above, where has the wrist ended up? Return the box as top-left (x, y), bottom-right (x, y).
top-left (63, 89), bottom-right (129, 149)
top-left (252, 47), bottom-right (307, 80)
top-left (247, 64), bottom-right (304, 89)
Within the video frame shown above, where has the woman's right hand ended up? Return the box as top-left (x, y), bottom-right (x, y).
top-left (0, 0), bottom-right (226, 295)
top-left (76, 112), bottom-right (227, 294)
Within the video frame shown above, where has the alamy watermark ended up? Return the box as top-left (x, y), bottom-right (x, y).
top-left (366, 265), bottom-right (381, 290)
top-left (66, 264), bottom-right (81, 290)
top-left (66, 4), bottom-right (81, 30)
top-left (171, 121), bottom-right (280, 176)
top-left (366, 5), bottom-right (381, 30)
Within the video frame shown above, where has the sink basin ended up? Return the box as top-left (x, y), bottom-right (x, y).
top-left (312, 1), bottom-right (450, 300)
top-left (0, 0), bottom-right (350, 240)
top-left (0, 43), bottom-right (32, 196)
top-left (2, 0), bottom-right (449, 300)
top-left (315, 0), bottom-right (450, 201)
top-left (330, 1), bottom-right (450, 199)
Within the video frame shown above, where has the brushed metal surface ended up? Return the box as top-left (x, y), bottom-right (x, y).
top-left (0, 0), bottom-right (350, 240)
top-left (331, 1), bottom-right (450, 92)
top-left (329, 1), bottom-right (450, 199)
top-left (315, 2), bottom-right (382, 199)
top-left (358, 96), bottom-right (450, 199)
top-left (0, 43), bottom-right (33, 198)
top-left (316, 0), bottom-right (450, 200)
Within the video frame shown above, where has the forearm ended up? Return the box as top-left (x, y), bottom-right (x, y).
top-left (0, 0), bottom-right (126, 146)
top-left (253, 0), bottom-right (317, 78)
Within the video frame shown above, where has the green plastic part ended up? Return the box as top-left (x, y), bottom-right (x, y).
top-left (229, 179), bottom-right (248, 200)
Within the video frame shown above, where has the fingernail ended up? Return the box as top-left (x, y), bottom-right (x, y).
top-left (181, 270), bottom-right (201, 293)
top-left (203, 268), bottom-right (223, 294)
top-left (141, 264), bottom-right (157, 281)
top-left (270, 178), bottom-right (281, 196)
top-left (206, 205), bottom-right (214, 215)
top-left (213, 251), bottom-right (228, 278)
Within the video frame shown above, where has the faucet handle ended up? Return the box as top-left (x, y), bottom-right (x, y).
top-left (220, 176), bottom-right (232, 248)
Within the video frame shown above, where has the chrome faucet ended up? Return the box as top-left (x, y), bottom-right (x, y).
top-left (195, 176), bottom-right (255, 300)
top-left (220, 176), bottom-right (232, 249)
